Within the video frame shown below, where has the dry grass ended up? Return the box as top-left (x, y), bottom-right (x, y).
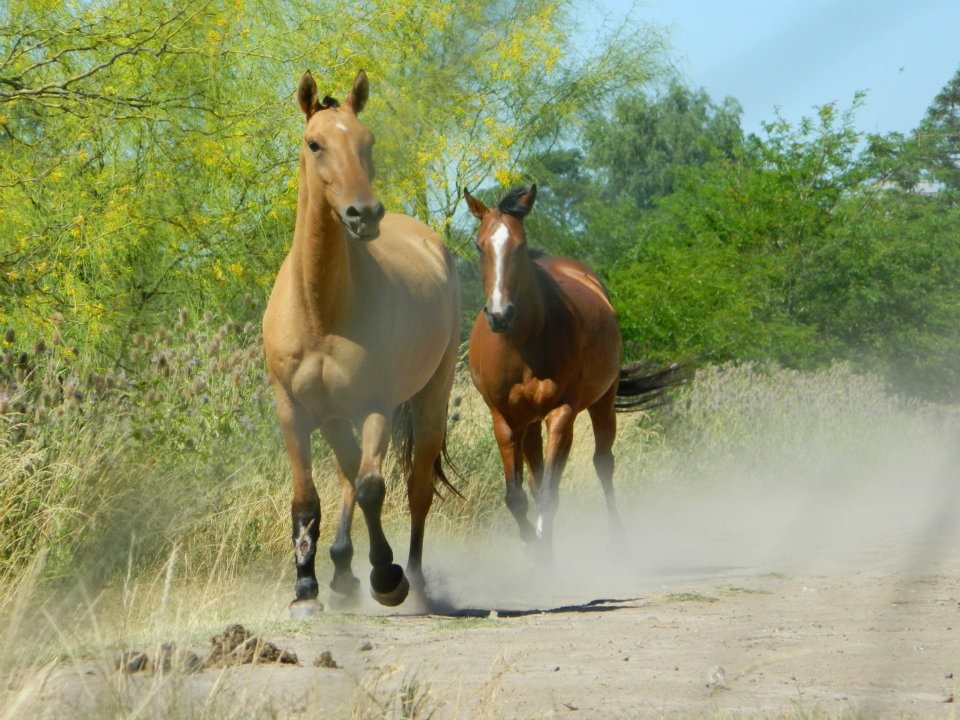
top-left (2, 314), bottom-right (958, 718)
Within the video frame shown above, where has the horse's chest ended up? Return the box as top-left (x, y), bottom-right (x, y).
top-left (290, 343), bottom-right (381, 417)
top-left (505, 377), bottom-right (561, 417)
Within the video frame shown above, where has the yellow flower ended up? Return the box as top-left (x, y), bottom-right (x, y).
top-left (494, 167), bottom-right (516, 187)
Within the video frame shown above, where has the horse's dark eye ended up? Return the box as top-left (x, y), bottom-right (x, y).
top-left (307, 140), bottom-right (322, 153)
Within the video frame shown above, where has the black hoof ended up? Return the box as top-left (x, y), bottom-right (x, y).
top-left (328, 575), bottom-right (361, 609)
top-left (330, 572), bottom-right (360, 596)
top-left (289, 598), bottom-right (323, 619)
top-left (370, 564), bottom-right (409, 607)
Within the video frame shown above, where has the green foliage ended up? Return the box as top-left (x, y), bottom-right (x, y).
top-left (0, 0), bottom-right (295, 363)
top-left (914, 67), bottom-right (960, 191)
top-left (594, 90), bottom-right (960, 400)
top-left (607, 102), bottom-right (866, 366)
top-left (793, 192), bottom-right (960, 395)
top-left (1, 0), bottom-right (664, 370)
top-left (587, 81), bottom-right (744, 208)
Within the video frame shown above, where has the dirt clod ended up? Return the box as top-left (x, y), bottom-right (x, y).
top-left (117, 643), bottom-right (201, 674)
top-left (313, 650), bottom-right (338, 668)
top-left (203, 624), bottom-right (299, 668)
top-left (117, 625), bottom-right (297, 674)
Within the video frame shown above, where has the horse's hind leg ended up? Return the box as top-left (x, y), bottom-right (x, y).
top-left (404, 348), bottom-right (457, 604)
top-left (588, 386), bottom-right (624, 538)
top-left (355, 411), bottom-right (409, 607)
top-left (319, 419), bottom-right (362, 604)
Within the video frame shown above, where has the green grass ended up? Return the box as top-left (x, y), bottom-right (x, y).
top-left (665, 592), bottom-right (719, 604)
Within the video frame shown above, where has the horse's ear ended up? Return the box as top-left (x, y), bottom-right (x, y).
top-left (520, 184), bottom-right (537, 215)
top-left (464, 188), bottom-right (488, 219)
top-left (297, 71), bottom-right (320, 118)
top-left (347, 70), bottom-right (369, 113)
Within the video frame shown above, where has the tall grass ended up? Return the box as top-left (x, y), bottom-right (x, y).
top-left (0, 309), bottom-right (510, 622)
top-left (2, 315), bottom-right (958, 718)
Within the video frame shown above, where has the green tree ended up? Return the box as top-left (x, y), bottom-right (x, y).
top-left (608, 100), bottom-right (872, 367)
top-left (0, 0), bottom-right (666, 366)
top-left (1, 0), bottom-right (294, 362)
top-left (605, 89), bottom-right (960, 401)
top-left (586, 81), bottom-right (743, 209)
top-left (512, 78), bottom-right (742, 270)
top-left (914, 67), bottom-right (960, 192)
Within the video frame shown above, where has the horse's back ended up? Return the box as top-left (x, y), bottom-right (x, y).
top-left (537, 255), bottom-right (617, 332)
top-left (371, 213), bottom-right (457, 295)
top-left (537, 255), bottom-right (622, 400)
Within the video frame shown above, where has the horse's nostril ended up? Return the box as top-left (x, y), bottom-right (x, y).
top-left (345, 202), bottom-right (384, 225)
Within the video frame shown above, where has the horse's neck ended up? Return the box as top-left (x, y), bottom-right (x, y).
top-left (291, 188), bottom-right (353, 330)
top-left (511, 260), bottom-right (552, 340)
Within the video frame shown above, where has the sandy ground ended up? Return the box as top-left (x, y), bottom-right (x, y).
top-left (19, 466), bottom-right (960, 720)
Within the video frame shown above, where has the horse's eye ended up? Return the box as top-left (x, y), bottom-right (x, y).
top-left (307, 140), bottom-right (322, 153)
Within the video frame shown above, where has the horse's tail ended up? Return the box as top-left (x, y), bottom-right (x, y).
top-left (614, 360), bottom-right (690, 411)
top-left (391, 401), bottom-right (464, 500)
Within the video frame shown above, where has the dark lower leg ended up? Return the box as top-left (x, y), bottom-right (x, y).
top-left (506, 480), bottom-right (538, 543)
top-left (594, 451), bottom-right (624, 536)
top-left (356, 473), bottom-right (405, 597)
top-left (329, 506), bottom-right (360, 597)
top-left (292, 504), bottom-right (320, 601)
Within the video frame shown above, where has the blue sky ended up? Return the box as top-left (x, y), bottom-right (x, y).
top-left (589, 0), bottom-right (960, 136)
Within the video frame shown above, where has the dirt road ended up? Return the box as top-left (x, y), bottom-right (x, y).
top-left (26, 476), bottom-right (960, 720)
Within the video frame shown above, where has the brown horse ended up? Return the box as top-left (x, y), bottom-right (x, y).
top-left (263, 70), bottom-right (460, 616)
top-left (465, 185), bottom-right (682, 559)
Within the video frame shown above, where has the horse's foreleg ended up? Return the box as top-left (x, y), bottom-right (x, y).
top-left (539, 405), bottom-right (575, 559)
top-left (522, 423), bottom-right (545, 497)
top-left (355, 412), bottom-right (408, 607)
top-left (588, 390), bottom-right (624, 539)
top-left (319, 420), bottom-right (362, 603)
top-left (276, 393), bottom-right (322, 616)
top-left (493, 416), bottom-right (538, 544)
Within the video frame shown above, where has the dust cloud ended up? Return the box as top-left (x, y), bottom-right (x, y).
top-left (416, 397), bottom-right (960, 614)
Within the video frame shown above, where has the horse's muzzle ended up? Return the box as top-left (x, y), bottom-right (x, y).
top-left (484, 303), bottom-right (515, 333)
top-left (342, 200), bottom-right (386, 241)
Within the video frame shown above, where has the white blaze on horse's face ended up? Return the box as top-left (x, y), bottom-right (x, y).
top-left (488, 221), bottom-right (511, 315)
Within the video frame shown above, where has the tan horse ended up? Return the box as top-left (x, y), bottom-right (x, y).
top-left (263, 70), bottom-right (460, 615)
top-left (465, 185), bottom-right (682, 560)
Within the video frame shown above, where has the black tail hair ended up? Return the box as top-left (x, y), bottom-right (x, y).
top-left (391, 401), bottom-right (463, 500)
top-left (614, 361), bottom-right (690, 411)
